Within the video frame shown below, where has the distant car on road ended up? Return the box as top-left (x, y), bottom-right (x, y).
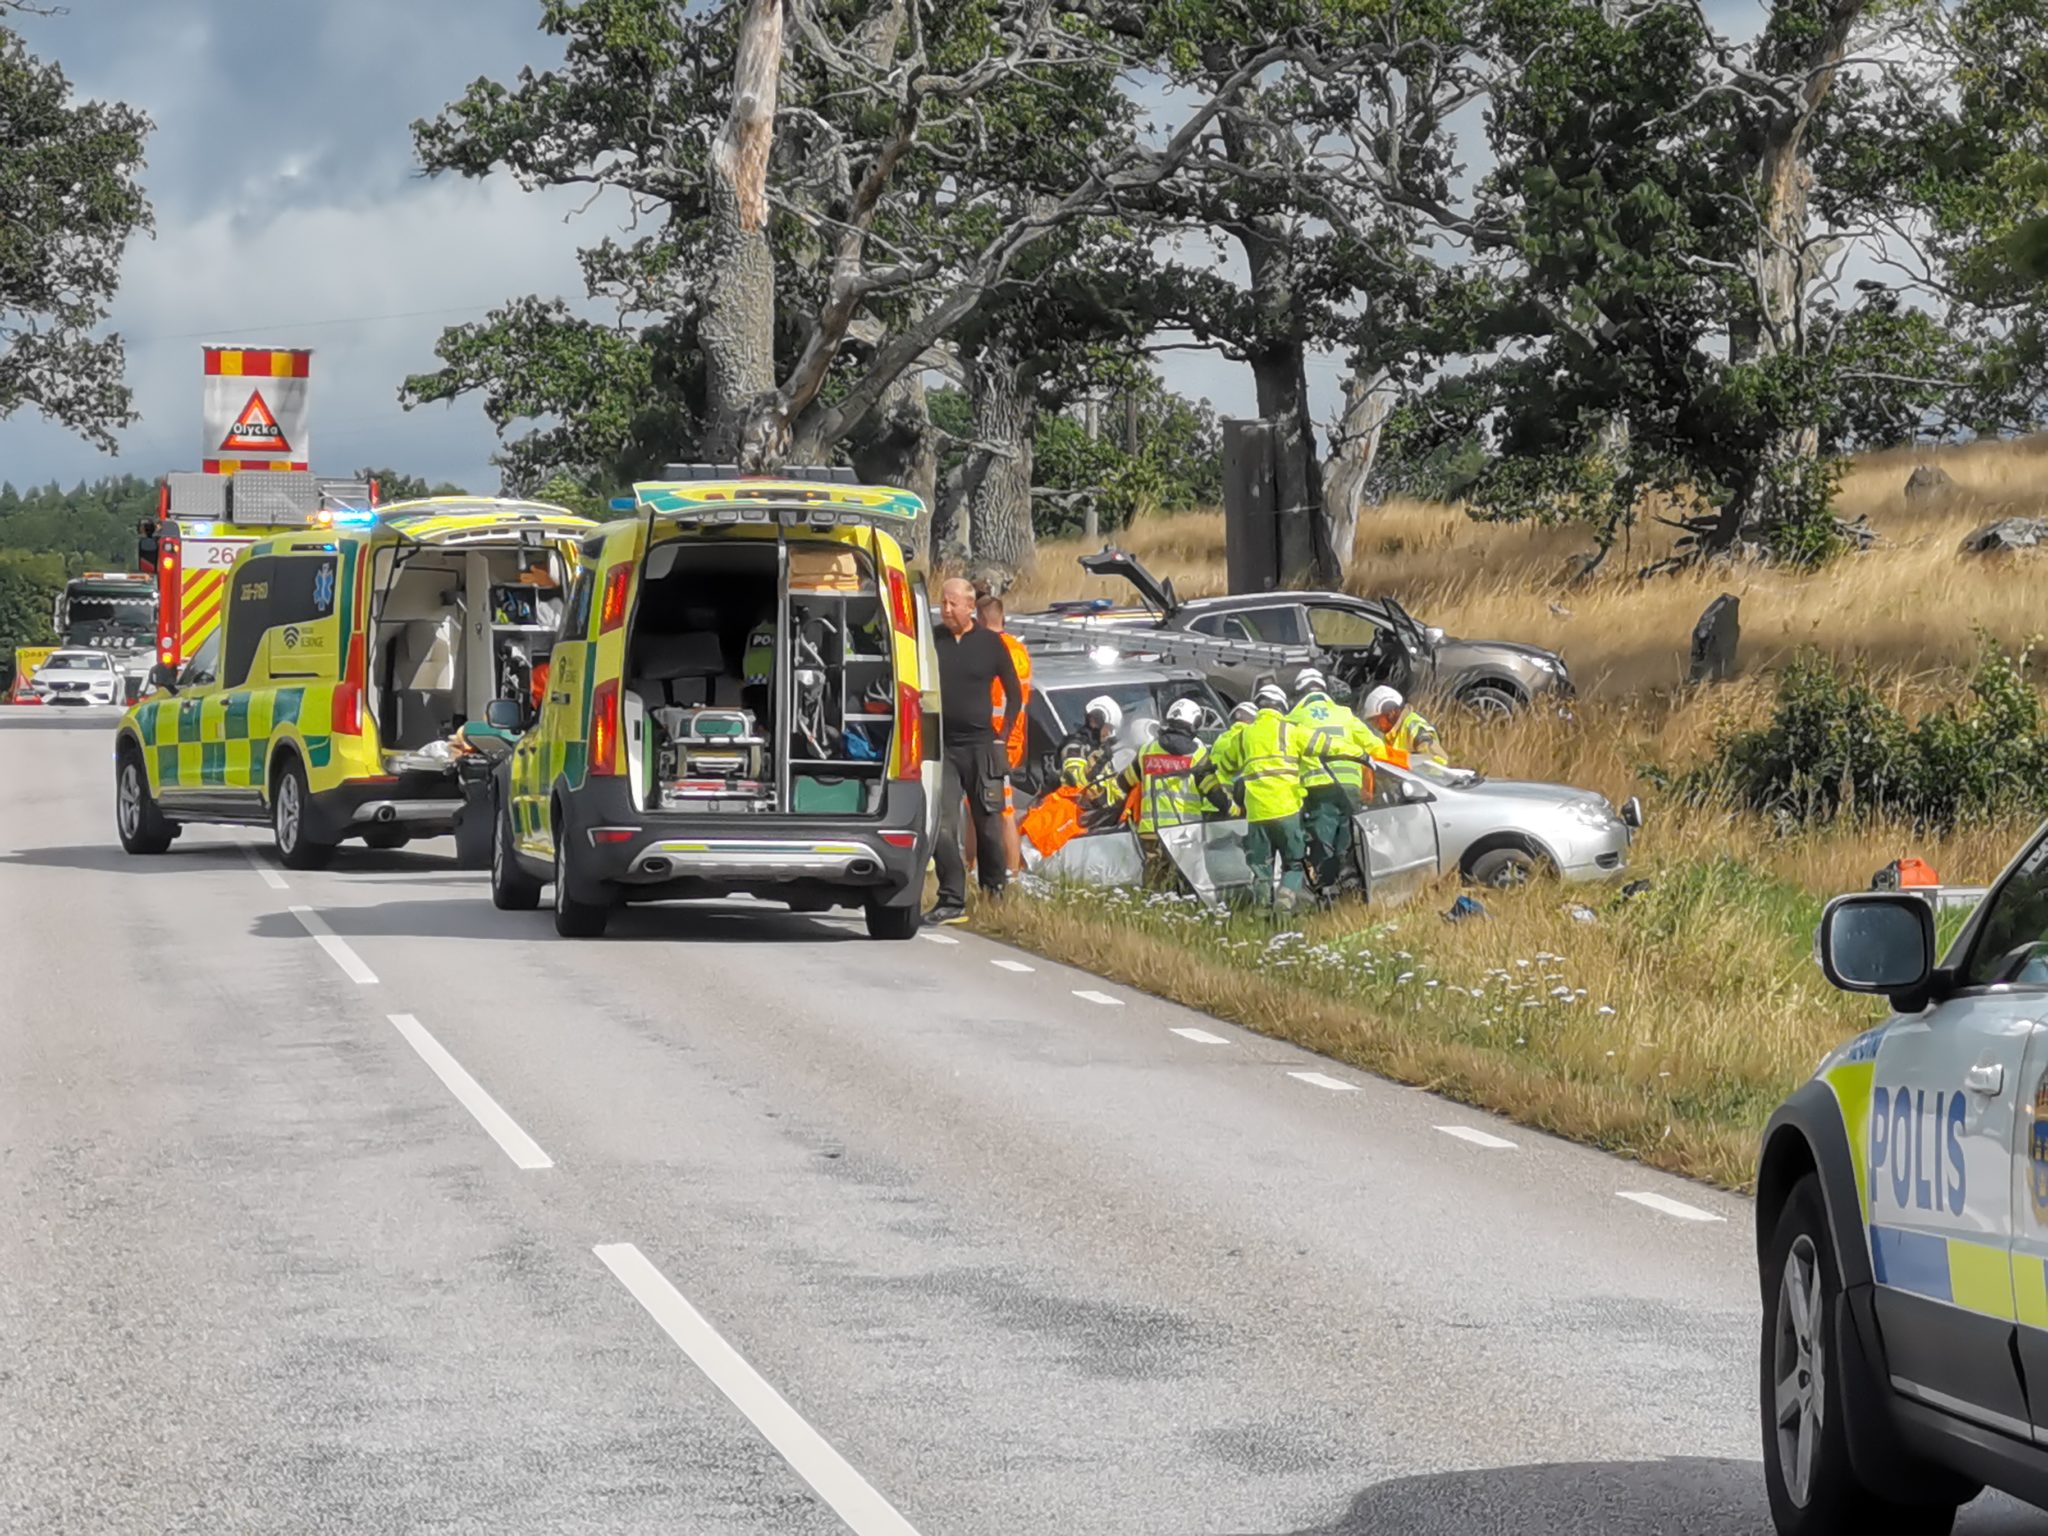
top-left (29, 648), bottom-right (122, 707)
top-left (1763, 828), bottom-right (2048, 1533)
top-left (1034, 549), bottom-right (1572, 716)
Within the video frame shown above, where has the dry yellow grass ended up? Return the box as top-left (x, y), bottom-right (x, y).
top-left (983, 438), bottom-right (2048, 1188)
top-left (1010, 434), bottom-right (2048, 700)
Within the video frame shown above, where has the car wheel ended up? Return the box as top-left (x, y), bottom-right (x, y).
top-left (360, 826), bottom-right (411, 851)
top-left (115, 750), bottom-right (174, 855)
top-left (271, 757), bottom-right (335, 870)
top-left (864, 898), bottom-right (919, 941)
top-left (1762, 1175), bottom-right (1959, 1535)
top-left (551, 820), bottom-right (610, 937)
top-left (452, 802), bottom-right (493, 871)
top-left (491, 791), bottom-right (543, 912)
top-left (1466, 846), bottom-right (1544, 889)
top-left (1458, 683), bottom-right (1522, 721)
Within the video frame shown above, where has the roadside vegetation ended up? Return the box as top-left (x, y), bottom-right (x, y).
top-left (985, 437), bottom-right (2048, 1192)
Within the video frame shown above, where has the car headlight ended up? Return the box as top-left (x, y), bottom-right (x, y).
top-left (1561, 797), bottom-right (1620, 829)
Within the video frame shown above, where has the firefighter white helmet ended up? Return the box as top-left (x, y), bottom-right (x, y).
top-left (1083, 694), bottom-right (1123, 736)
top-left (1364, 685), bottom-right (1404, 719)
top-left (1230, 701), bottom-right (1258, 724)
top-left (1254, 683), bottom-right (1289, 710)
top-left (1165, 697), bottom-right (1203, 730)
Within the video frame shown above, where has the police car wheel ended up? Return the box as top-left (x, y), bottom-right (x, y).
top-left (491, 793), bottom-right (542, 912)
top-left (551, 827), bottom-right (610, 937)
top-left (115, 752), bottom-right (173, 855)
top-left (1762, 1175), bottom-right (1959, 1535)
top-left (272, 760), bottom-right (334, 871)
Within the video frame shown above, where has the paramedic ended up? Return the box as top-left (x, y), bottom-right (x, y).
top-left (929, 578), bottom-right (1022, 926)
top-left (1100, 697), bottom-right (1214, 886)
top-left (1200, 684), bottom-right (1311, 909)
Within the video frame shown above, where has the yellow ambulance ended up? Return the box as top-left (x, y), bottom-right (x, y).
top-left (488, 469), bottom-right (941, 939)
top-left (113, 497), bottom-right (594, 868)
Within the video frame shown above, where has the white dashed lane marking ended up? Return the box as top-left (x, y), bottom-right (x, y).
top-left (1288, 1071), bottom-right (1358, 1093)
top-left (388, 1014), bottom-right (552, 1170)
top-left (917, 930), bottom-right (960, 946)
top-left (241, 842), bottom-right (288, 890)
top-left (1436, 1125), bottom-right (1517, 1149)
top-left (1618, 1191), bottom-right (1725, 1223)
top-left (290, 905), bottom-right (377, 985)
top-left (990, 959), bottom-right (1034, 973)
top-left (1170, 1027), bottom-right (1230, 1046)
top-left (1073, 990), bottom-right (1123, 1007)
top-left (596, 1243), bottom-right (923, 1536)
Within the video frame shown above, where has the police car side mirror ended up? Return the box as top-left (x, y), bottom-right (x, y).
top-left (147, 661), bottom-right (178, 695)
top-left (1817, 893), bottom-right (1935, 1008)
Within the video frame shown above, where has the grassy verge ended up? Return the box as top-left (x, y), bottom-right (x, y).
top-left (973, 828), bottom-right (2011, 1194)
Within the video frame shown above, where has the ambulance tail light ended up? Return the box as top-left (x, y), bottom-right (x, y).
top-left (599, 565), bottom-right (630, 635)
top-left (331, 682), bottom-right (363, 736)
top-left (886, 566), bottom-right (916, 639)
top-left (590, 679), bottom-right (621, 775)
top-left (892, 681), bottom-right (922, 781)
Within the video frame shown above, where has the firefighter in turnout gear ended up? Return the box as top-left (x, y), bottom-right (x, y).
top-left (1363, 686), bottom-right (1445, 765)
top-left (1200, 683), bottom-right (1312, 909)
top-left (1288, 668), bottom-right (1381, 892)
top-left (1060, 694), bottom-right (1122, 790)
top-left (1101, 697), bottom-right (1213, 886)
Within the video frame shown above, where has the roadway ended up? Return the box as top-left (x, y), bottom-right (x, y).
top-left (2, 708), bottom-right (2041, 1534)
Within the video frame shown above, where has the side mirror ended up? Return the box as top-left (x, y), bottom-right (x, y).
top-left (1425, 626), bottom-right (1446, 646)
top-left (1401, 778), bottom-right (1433, 804)
top-left (147, 661), bottom-right (178, 693)
top-left (484, 698), bottom-right (527, 732)
top-left (1817, 892), bottom-right (1935, 1008)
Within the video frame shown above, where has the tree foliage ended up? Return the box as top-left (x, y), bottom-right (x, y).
top-left (0, 25), bottom-right (151, 451)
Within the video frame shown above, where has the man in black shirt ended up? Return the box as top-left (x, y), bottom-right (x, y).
top-left (929, 577), bottom-right (1022, 924)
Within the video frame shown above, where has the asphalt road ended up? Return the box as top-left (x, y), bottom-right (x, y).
top-left (3, 708), bottom-right (2042, 1535)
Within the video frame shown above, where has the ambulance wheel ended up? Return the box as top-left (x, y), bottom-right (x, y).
top-left (360, 826), bottom-right (411, 851)
top-left (864, 898), bottom-right (919, 941)
top-left (552, 826), bottom-right (610, 938)
top-left (491, 793), bottom-right (542, 912)
top-left (271, 758), bottom-right (335, 870)
top-left (1761, 1175), bottom-right (1959, 1536)
top-left (115, 749), bottom-right (174, 855)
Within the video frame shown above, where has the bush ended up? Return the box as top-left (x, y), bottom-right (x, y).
top-left (1687, 639), bottom-right (2048, 829)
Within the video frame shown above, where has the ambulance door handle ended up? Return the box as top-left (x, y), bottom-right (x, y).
top-left (550, 691), bottom-right (570, 705)
top-left (1965, 1062), bottom-right (2004, 1096)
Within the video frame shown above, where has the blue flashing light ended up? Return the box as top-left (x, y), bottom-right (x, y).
top-left (609, 496), bottom-right (637, 511)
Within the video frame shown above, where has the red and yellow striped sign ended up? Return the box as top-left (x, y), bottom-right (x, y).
top-left (203, 348), bottom-right (310, 378)
top-left (179, 568), bottom-right (227, 657)
top-left (201, 459), bottom-right (311, 474)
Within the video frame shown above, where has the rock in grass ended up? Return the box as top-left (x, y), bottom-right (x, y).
top-left (1960, 516), bottom-right (2048, 555)
top-left (1904, 465), bottom-right (1955, 503)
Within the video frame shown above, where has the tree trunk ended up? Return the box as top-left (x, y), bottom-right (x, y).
top-left (700, 0), bottom-right (784, 466)
top-left (1240, 229), bottom-right (1337, 588)
top-left (848, 368), bottom-right (938, 561)
top-left (1320, 364), bottom-right (1395, 580)
top-left (965, 342), bottom-right (1036, 591)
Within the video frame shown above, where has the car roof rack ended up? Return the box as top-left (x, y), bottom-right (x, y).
top-left (660, 463), bottom-right (858, 484)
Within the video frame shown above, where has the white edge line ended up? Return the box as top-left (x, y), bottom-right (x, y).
top-left (1169, 1027), bottom-right (1230, 1046)
top-left (1073, 989), bottom-right (1123, 1007)
top-left (1435, 1124), bottom-right (1517, 1150)
top-left (388, 1015), bottom-right (551, 1170)
top-left (1617, 1191), bottom-right (1725, 1223)
top-left (1288, 1071), bottom-right (1358, 1092)
top-left (288, 905), bottom-right (377, 985)
top-left (241, 842), bottom-right (288, 890)
top-left (917, 931), bottom-right (960, 946)
top-left (595, 1243), bottom-right (921, 1536)
top-left (990, 958), bottom-right (1034, 973)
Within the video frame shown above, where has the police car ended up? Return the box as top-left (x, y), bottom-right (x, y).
top-left (1762, 826), bottom-right (2048, 1532)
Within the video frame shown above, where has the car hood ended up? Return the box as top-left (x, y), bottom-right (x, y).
top-left (1448, 777), bottom-right (1611, 813)
top-left (1438, 637), bottom-right (1564, 669)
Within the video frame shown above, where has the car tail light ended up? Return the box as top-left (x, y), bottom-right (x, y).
top-left (331, 682), bottom-right (363, 736)
top-left (590, 678), bottom-right (620, 775)
top-left (886, 566), bottom-right (916, 639)
top-left (599, 565), bottom-right (630, 634)
top-left (892, 681), bottom-right (921, 781)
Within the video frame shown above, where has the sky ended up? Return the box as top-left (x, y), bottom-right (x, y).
top-left (0, 0), bottom-right (1778, 497)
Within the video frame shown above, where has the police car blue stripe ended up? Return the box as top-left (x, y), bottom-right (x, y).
top-left (1871, 1225), bottom-right (1954, 1303)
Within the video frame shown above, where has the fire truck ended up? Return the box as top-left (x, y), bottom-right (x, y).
top-left (139, 470), bottom-right (376, 674)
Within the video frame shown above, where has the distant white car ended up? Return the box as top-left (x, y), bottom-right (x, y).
top-left (30, 648), bottom-right (122, 706)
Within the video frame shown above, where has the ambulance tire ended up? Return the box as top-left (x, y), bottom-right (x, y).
top-left (552, 822), bottom-right (610, 938)
top-left (115, 748), bottom-right (174, 855)
top-left (491, 791), bottom-right (542, 912)
top-left (1761, 1174), bottom-right (1959, 1536)
top-left (271, 757), bottom-right (335, 871)
top-left (864, 898), bottom-right (920, 941)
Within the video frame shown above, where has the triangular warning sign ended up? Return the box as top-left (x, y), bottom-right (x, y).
top-left (219, 390), bottom-right (291, 453)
